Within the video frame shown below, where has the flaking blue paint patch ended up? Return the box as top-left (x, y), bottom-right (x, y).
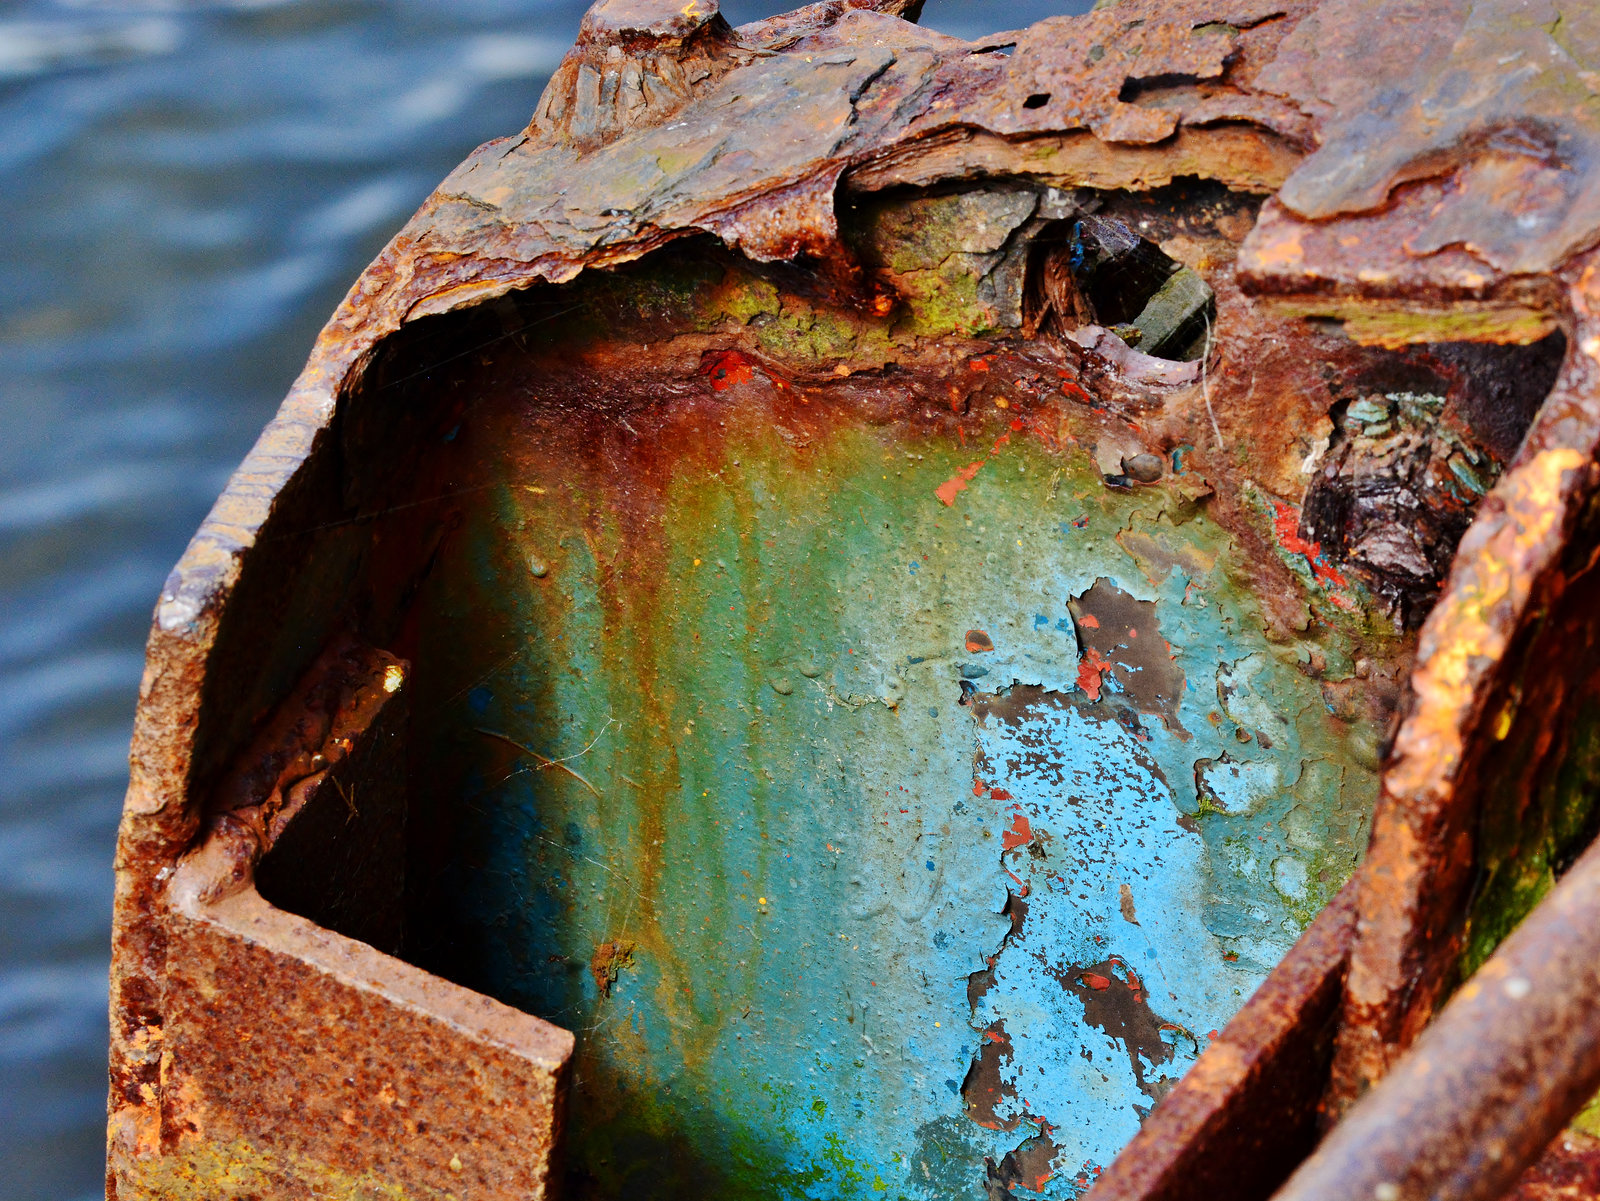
top-left (967, 694), bottom-right (1258, 1187)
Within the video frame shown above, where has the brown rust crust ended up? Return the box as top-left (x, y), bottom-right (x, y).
top-left (1278, 834), bottom-right (1600, 1201)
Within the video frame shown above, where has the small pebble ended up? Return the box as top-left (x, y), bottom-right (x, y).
top-left (1123, 453), bottom-right (1165, 483)
top-left (529, 558), bottom-right (550, 578)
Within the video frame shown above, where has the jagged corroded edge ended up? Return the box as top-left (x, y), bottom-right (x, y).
top-left (1323, 253), bottom-right (1600, 1109)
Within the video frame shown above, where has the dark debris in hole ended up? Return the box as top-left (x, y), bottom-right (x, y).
top-left (1026, 210), bottom-right (1215, 361)
top-left (1301, 392), bottom-right (1499, 629)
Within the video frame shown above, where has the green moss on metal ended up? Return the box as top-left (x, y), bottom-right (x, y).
top-left (847, 188), bottom-right (1037, 340)
top-left (1461, 695), bottom-right (1600, 978)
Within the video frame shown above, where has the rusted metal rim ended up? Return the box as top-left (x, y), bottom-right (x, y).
top-left (1275, 830), bottom-right (1600, 1201)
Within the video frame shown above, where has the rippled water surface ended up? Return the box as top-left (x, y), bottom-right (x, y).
top-left (0, 1), bottom-right (1087, 1195)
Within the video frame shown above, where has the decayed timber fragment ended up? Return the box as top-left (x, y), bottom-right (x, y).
top-left (106, 0), bottom-right (1600, 1199)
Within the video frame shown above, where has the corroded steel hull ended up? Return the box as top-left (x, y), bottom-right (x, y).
top-left (108, 2), bottom-right (1600, 1199)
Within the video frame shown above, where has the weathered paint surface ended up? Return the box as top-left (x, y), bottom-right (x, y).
top-left (404, 350), bottom-right (1381, 1198)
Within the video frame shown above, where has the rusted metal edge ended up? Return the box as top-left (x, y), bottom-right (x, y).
top-left (114, 636), bottom-right (572, 1198)
top-left (1326, 257), bottom-right (1600, 1107)
top-left (1274, 829), bottom-right (1600, 1201)
top-left (143, 881), bottom-right (572, 1200)
top-left (1086, 878), bottom-right (1358, 1201)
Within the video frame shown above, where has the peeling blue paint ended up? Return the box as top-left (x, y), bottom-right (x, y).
top-left (413, 411), bottom-right (1383, 1199)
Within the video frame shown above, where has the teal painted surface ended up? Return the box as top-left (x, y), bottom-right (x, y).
top-left (409, 382), bottom-right (1380, 1199)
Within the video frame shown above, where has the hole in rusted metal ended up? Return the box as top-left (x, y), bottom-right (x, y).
top-left (1299, 331), bottom-right (1563, 628)
top-left (1023, 92), bottom-right (1051, 109)
top-left (1117, 73), bottom-right (1203, 102)
top-left (1024, 206), bottom-right (1215, 360)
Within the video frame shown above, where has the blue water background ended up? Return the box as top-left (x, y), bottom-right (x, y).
top-left (0, 2), bottom-right (1088, 1196)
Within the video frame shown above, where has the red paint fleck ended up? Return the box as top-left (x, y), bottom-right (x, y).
top-left (1272, 500), bottom-right (1348, 587)
top-left (1009, 418), bottom-right (1024, 432)
top-left (969, 357), bottom-right (991, 373)
top-left (1078, 614), bottom-right (1100, 629)
top-left (1082, 972), bottom-right (1111, 991)
top-left (1070, 515), bottom-right (1090, 529)
top-left (990, 788), bottom-right (1012, 802)
top-left (965, 629), bottom-right (995, 653)
top-left (1019, 1163), bottom-right (1055, 1191)
top-left (1077, 647), bottom-right (1112, 700)
top-left (703, 350), bottom-right (756, 391)
top-left (1002, 810), bottom-right (1033, 850)
top-left (936, 461), bottom-right (984, 506)
top-left (973, 782), bottom-right (987, 797)
top-left (984, 1029), bottom-right (1006, 1044)
top-left (1208, 1030), bottom-right (1220, 1039)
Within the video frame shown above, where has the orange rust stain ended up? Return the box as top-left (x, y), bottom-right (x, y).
top-left (1021, 1165), bottom-right (1055, 1191)
top-left (1254, 229), bottom-right (1305, 267)
top-left (1002, 810), bottom-right (1033, 851)
top-left (936, 461), bottom-right (984, 505)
